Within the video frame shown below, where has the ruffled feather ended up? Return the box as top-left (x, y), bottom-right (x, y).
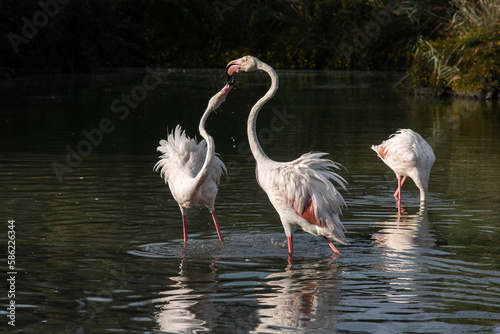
top-left (264, 152), bottom-right (349, 244)
top-left (154, 125), bottom-right (226, 184)
top-left (371, 129), bottom-right (427, 174)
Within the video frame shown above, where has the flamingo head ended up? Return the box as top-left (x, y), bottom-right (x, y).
top-left (207, 81), bottom-right (234, 111)
top-left (225, 55), bottom-right (259, 83)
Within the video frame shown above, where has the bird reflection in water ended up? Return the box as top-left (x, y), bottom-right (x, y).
top-left (153, 250), bottom-right (219, 333)
top-left (254, 263), bottom-right (342, 333)
top-left (375, 205), bottom-right (434, 254)
top-left (373, 205), bottom-right (436, 304)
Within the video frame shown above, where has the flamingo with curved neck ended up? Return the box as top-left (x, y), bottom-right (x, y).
top-left (155, 82), bottom-right (233, 242)
top-left (226, 55), bottom-right (349, 256)
top-left (371, 129), bottom-right (435, 204)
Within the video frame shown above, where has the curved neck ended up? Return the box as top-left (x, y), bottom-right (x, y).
top-left (416, 175), bottom-right (429, 203)
top-left (420, 190), bottom-right (427, 202)
top-left (193, 105), bottom-right (215, 187)
top-left (419, 182), bottom-right (429, 203)
top-left (248, 61), bottom-right (279, 163)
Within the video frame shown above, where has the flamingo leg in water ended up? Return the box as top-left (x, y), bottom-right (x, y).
top-left (393, 178), bottom-right (401, 199)
top-left (211, 211), bottom-right (223, 242)
top-left (393, 176), bottom-right (407, 200)
top-left (286, 253), bottom-right (293, 269)
top-left (287, 236), bottom-right (293, 254)
top-left (182, 214), bottom-right (188, 242)
top-left (323, 236), bottom-right (342, 255)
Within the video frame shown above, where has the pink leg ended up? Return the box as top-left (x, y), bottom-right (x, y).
top-left (323, 237), bottom-right (342, 255)
top-left (182, 214), bottom-right (188, 242)
top-left (287, 236), bottom-right (293, 254)
top-left (393, 178), bottom-right (401, 198)
top-left (399, 176), bottom-right (407, 200)
top-left (400, 176), bottom-right (407, 187)
top-left (393, 176), bottom-right (407, 200)
top-left (211, 211), bottom-right (223, 242)
top-left (286, 253), bottom-right (293, 269)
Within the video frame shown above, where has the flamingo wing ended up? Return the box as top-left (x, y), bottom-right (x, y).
top-left (271, 152), bottom-right (347, 229)
top-left (372, 130), bottom-right (418, 173)
top-left (209, 152), bottom-right (227, 185)
top-left (154, 125), bottom-right (207, 182)
top-left (155, 125), bottom-right (227, 199)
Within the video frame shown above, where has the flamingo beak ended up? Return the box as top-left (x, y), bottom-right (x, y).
top-left (225, 59), bottom-right (242, 86)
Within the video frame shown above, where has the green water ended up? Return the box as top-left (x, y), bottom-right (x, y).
top-left (1, 69), bottom-right (500, 333)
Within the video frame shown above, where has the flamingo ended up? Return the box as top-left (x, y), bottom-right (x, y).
top-left (371, 129), bottom-right (435, 203)
top-left (154, 82), bottom-right (234, 242)
top-left (225, 55), bottom-right (349, 256)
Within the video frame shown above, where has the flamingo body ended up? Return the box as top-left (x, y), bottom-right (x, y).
top-left (371, 129), bottom-right (435, 203)
top-left (226, 55), bottom-right (349, 255)
top-left (257, 153), bottom-right (348, 245)
top-left (154, 85), bottom-right (232, 242)
top-left (156, 125), bottom-right (226, 210)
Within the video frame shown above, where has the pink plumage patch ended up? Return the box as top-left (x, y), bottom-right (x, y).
top-left (381, 147), bottom-right (389, 159)
top-left (295, 196), bottom-right (325, 228)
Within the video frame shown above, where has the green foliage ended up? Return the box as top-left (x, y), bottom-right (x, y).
top-left (0, 0), bottom-right (451, 72)
top-left (409, 0), bottom-right (500, 96)
top-left (410, 36), bottom-right (461, 90)
top-left (3, 0), bottom-right (497, 99)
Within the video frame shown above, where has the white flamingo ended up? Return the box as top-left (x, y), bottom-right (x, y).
top-left (154, 82), bottom-right (233, 242)
top-left (226, 55), bottom-right (349, 255)
top-left (371, 129), bottom-right (435, 203)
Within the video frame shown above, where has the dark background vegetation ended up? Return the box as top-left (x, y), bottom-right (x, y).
top-left (1, 0), bottom-right (498, 95)
top-left (0, 0), bottom-right (452, 71)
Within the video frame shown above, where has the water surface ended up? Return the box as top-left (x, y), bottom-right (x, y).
top-left (1, 69), bottom-right (500, 333)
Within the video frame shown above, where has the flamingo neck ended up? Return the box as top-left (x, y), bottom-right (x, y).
top-left (419, 187), bottom-right (428, 202)
top-left (416, 175), bottom-right (429, 203)
top-left (247, 61), bottom-right (279, 163)
top-left (192, 86), bottom-right (230, 189)
top-left (193, 104), bottom-right (215, 188)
